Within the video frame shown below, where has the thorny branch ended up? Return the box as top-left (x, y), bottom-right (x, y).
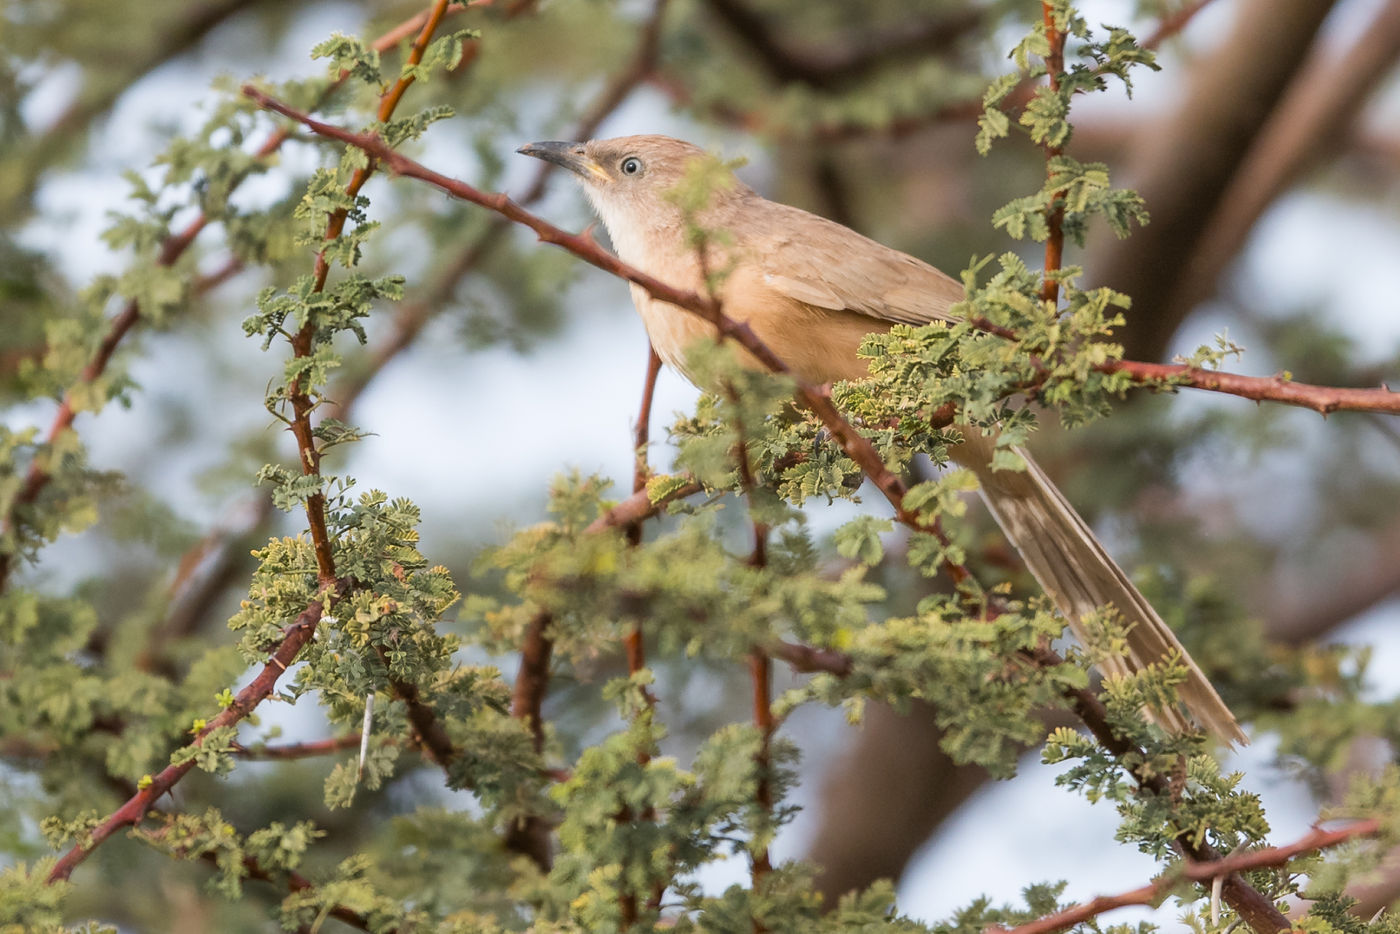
top-left (727, 369), bottom-right (776, 899)
top-left (503, 610), bottom-right (554, 872)
top-left (1098, 359), bottom-right (1400, 416)
top-left (989, 819), bottom-right (1382, 934)
top-left (623, 347), bottom-right (664, 675)
top-left (1039, 1), bottom-right (1067, 306)
top-left (231, 735), bottom-right (361, 759)
top-left (47, 591), bottom-right (338, 882)
top-left (41, 3), bottom-right (470, 888)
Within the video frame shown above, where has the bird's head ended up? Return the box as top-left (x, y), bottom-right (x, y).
top-left (517, 135), bottom-right (749, 256)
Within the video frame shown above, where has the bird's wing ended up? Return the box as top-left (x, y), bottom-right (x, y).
top-left (753, 204), bottom-right (965, 326)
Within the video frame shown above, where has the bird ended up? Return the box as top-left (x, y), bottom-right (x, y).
top-left (518, 134), bottom-right (1245, 745)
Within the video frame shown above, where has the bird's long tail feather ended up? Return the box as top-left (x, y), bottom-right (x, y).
top-left (952, 434), bottom-right (1246, 745)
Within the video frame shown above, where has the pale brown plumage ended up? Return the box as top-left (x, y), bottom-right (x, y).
top-left (519, 134), bottom-right (1245, 745)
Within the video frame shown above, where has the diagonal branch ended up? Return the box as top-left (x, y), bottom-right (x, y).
top-left (47, 589), bottom-right (338, 883)
top-left (1098, 359), bottom-right (1400, 416)
top-left (990, 819), bottom-right (1382, 934)
top-left (231, 735), bottom-right (361, 759)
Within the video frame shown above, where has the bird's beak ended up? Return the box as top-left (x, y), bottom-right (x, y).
top-left (517, 141), bottom-right (611, 184)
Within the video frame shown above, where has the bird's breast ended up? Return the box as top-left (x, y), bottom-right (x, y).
top-left (627, 258), bottom-right (887, 388)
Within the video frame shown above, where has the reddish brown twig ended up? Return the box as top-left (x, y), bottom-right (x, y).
top-left (291, 0), bottom-right (458, 585)
top-left (48, 592), bottom-right (335, 883)
top-left (587, 480), bottom-right (703, 533)
top-left (965, 314), bottom-right (1400, 416)
top-left (624, 346), bottom-right (664, 678)
top-left (273, 1), bottom-right (473, 784)
top-left (731, 401), bottom-right (775, 896)
top-left (1023, 644), bottom-right (1286, 933)
top-left (1099, 359), bottom-right (1400, 415)
top-left (989, 819), bottom-right (1381, 934)
top-left (1039, 2), bottom-right (1067, 306)
top-left (503, 611), bottom-right (555, 872)
top-left (231, 734), bottom-right (361, 760)
top-left (747, 526), bottom-right (775, 888)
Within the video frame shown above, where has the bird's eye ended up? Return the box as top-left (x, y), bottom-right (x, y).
top-left (620, 156), bottom-right (642, 176)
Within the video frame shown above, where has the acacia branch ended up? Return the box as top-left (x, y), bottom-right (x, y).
top-left (47, 592), bottom-right (336, 883)
top-left (231, 735), bottom-right (361, 760)
top-left (747, 523), bottom-right (775, 886)
top-left (990, 819), bottom-right (1382, 934)
top-left (587, 479), bottom-right (703, 533)
top-left (503, 611), bottom-right (555, 872)
top-left (623, 346), bottom-right (664, 676)
top-left (291, 0), bottom-right (458, 585)
top-left (276, 0), bottom-right (472, 780)
top-left (1039, 2), bottom-right (1067, 306)
top-left (1099, 359), bottom-right (1400, 415)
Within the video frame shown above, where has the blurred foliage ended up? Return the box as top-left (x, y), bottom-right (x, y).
top-left (2, 0), bottom-right (1400, 932)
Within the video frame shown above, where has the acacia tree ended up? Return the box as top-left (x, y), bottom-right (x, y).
top-left (4, 1), bottom-right (1400, 932)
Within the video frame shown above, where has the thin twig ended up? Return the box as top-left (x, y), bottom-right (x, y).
top-left (1098, 359), bottom-right (1400, 416)
top-left (588, 479), bottom-right (704, 534)
top-left (624, 346), bottom-right (664, 674)
top-left (988, 819), bottom-right (1382, 934)
top-left (503, 611), bottom-right (555, 872)
top-left (231, 734), bottom-right (362, 760)
top-left (1040, 1), bottom-right (1067, 306)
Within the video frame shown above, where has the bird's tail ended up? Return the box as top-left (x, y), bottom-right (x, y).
top-left (951, 433), bottom-right (1246, 745)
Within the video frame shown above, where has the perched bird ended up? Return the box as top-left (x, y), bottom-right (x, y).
top-left (519, 134), bottom-right (1244, 745)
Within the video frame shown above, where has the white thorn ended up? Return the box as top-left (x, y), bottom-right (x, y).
top-left (358, 693), bottom-right (374, 781)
